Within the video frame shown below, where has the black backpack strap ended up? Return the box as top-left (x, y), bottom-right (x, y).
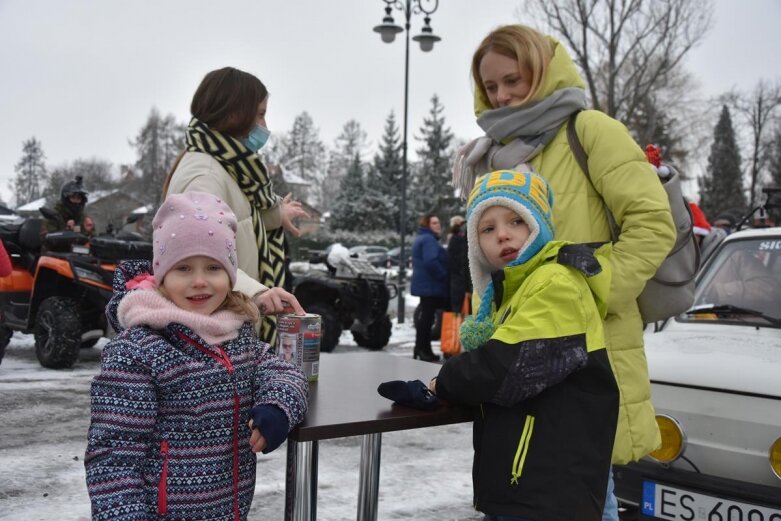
top-left (566, 111), bottom-right (619, 243)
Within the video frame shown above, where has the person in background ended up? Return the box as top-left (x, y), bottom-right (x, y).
top-left (447, 215), bottom-right (472, 314)
top-left (430, 170), bottom-right (618, 521)
top-left (82, 215), bottom-right (96, 237)
top-left (44, 176), bottom-right (89, 233)
top-left (410, 213), bottom-right (448, 362)
top-left (162, 66), bottom-right (308, 344)
top-left (453, 24), bottom-right (676, 520)
top-left (85, 191), bottom-right (308, 520)
top-left (713, 213), bottom-right (737, 234)
top-left (687, 201), bottom-right (729, 263)
top-left (688, 201), bottom-right (711, 246)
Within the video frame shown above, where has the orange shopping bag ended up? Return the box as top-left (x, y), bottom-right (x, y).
top-left (440, 294), bottom-right (470, 357)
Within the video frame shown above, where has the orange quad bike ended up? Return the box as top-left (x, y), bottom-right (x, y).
top-left (0, 217), bottom-right (151, 368)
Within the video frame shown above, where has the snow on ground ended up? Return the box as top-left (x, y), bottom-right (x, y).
top-left (0, 299), bottom-right (479, 521)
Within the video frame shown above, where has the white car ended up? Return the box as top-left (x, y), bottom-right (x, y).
top-left (614, 226), bottom-right (781, 520)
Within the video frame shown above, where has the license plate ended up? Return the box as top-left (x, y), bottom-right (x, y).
top-left (642, 481), bottom-right (781, 520)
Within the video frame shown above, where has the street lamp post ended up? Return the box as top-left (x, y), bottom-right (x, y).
top-left (373, 0), bottom-right (440, 324)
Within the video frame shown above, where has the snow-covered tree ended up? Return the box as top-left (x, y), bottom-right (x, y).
top-left (330, 153), bottom-right (368, 232)
top-left (410, 95), bottom-right (457, 227)
top-left (276, 112), bottom-right (327, 207)
top-left (367, 111), bottom-right (404, 231)
top-left (131, 108), bottom-right (184, 208)
top-left (322, 120), bottom-right (368, 211)
top-left (699, 105), bottom-right (746, 219)
top-left (12, 137), bottom-right (46, 206)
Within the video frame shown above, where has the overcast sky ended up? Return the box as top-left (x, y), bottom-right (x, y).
top-left (1, 0), bottom-right (779, 206)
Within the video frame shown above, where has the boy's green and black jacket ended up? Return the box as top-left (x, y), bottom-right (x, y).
top-left (436, 241), bottom-right (619, 521)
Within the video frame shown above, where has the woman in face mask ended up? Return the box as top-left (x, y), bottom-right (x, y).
top-left (163, 67), bottom-right (308, 345)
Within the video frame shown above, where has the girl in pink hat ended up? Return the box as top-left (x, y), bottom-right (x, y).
top-left (85, 191), bottom-right (309, 521)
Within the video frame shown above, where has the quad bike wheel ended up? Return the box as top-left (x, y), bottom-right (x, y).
top-left (413, 304), bottom-right (442, 341)
top-left (0, 325), bottom-right (12, 365)
top-left (35, 297), bottom-right (82, 369)
top-left (352, 315), bottom-right (392, 351)
top-left (307, 303), bottom-right (341, 353)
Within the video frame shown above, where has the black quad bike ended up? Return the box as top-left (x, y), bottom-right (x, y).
top-left (292, 249), bottom-right (397, 353)
top-left (0, 217), bottom-right (152, 368)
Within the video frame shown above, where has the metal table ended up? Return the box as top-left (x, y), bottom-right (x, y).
top-left (283, 352), bottom-right (474, 521)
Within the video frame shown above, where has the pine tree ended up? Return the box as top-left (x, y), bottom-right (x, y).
top-left (410, 95), bottom-right (457, 228)
top-left (132, 108), bottom-right (184, 208)
top-left (330, 153), bottom-right (367, 231)
top-left (278, 112), bottom-right (326, 207)
top-left (699, 105), bottom-right (747, 219)
top-left (322, 120), bottom-right (368, 211)
top-left (12, 137), bottom-right (46, 206)
top-left (366, 111), bottom-right (403, 232)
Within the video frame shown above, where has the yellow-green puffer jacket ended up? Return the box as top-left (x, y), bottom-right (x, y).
top-left (474, 38), bottom-right (676, 464)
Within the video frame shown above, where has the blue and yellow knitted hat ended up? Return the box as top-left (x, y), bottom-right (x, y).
top-left (461, 170), bottom-right (555, 351)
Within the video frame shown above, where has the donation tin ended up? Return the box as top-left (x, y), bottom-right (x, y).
top-left (277, 313), bottom-right (321, 382)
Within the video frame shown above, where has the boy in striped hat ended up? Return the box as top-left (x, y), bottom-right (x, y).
top-left (430, 170), bottom-right (619, 521)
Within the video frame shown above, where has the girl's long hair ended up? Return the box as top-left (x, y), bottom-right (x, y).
top-left (161, 66), bottom-right (268, 199)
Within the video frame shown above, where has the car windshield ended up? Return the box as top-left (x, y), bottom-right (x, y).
top-left (685, 236), bottom-right (781, 326)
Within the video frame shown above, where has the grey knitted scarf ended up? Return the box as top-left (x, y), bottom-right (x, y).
top-left (453, 87), bottom-right (587, 197)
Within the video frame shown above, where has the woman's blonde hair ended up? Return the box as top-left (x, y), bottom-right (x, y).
top-left (471, 24), bottom-right (553, 108)
top-left (157, 287), bottom-right (260, 325)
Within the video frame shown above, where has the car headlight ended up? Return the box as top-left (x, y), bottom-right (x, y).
top-left (649, 414), bottom-right (686, 463)
top-left (770, 437), bottom-right (781, 480)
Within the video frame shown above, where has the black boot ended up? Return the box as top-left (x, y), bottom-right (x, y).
top-left (414, 346), bottom-right (440, 362)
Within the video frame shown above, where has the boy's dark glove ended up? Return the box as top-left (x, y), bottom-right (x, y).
top-left (250, 405), bottom-right (290, 454)
top-left (377, 380), bottom-right (440, 411)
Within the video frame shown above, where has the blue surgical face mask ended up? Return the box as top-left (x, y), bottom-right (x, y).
top-left (241, 124), bottom-right (270, 152)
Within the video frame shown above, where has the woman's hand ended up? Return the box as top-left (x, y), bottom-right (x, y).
top-left (254, 287), bottom-right (306, 316)
top-left (280, 193), bottom-right (310, 237)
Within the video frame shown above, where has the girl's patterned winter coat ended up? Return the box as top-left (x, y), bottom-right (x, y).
top-left (85, 260), bottom-right (309, 521)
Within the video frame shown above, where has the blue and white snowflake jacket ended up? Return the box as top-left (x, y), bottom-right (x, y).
top-left (85, 260), bottom-right (309, 521)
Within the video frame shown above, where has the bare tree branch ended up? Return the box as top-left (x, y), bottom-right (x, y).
top-left (726, 80), bottom-right (781, 207)
top-left (523, 0), bottom-right (713, 121)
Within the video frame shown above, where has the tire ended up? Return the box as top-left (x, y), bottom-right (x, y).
top-left (35, 297), bottom-right (82, 369)
top-left (307, 303), bottom-right (341, 353)
top-left (413, 304), bottom-right (442, 341)
top-left (352, 315), bottom-right (392, 351)
top-left (0, 325), bottom-right (11, 365)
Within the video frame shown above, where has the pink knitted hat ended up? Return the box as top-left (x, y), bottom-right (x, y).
top-left (152, 191), bottom-right (238, 287)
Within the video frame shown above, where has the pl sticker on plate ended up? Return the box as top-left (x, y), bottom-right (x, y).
top-left (642, 481), bottom-right (781, 520)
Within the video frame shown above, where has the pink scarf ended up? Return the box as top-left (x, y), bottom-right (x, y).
top-left (118, 290), bottom-right (249, 345)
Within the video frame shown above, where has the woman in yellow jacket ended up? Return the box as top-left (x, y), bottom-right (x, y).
top-left (453, 24), bottom-right (676, 520)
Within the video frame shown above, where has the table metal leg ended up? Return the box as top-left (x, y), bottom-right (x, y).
top-left (356, 433), bottom-right (382, 521)
top-left (285, 439), bottom-right (318, 521)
